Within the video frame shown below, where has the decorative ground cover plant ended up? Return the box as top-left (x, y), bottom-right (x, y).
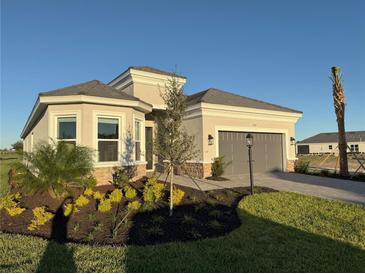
top-left (0, 174), bottom-right (276, 245)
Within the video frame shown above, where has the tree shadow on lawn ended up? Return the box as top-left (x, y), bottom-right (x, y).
top-left (127, 202), bottom-right (241, 245)
top-left (36, 198), bottom-right (76, 272)
top-left (124, 208), bottom-right (365, 272)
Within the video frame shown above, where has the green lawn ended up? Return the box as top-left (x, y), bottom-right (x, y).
top-left (0, 152), bottom-right (21, 197)
top-left (1, 192), bottom-right (365, 272)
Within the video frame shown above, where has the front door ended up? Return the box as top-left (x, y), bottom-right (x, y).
top-left (145, 127), bottom-right (153, 170)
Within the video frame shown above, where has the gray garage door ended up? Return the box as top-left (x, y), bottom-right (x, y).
top-left (218, 131), bottom-right (284, 175)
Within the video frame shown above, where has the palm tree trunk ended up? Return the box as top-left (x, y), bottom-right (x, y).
top-left (337, 109), bottom-right (349, 176)
top-left (331, 66), bottom-right (349, 176)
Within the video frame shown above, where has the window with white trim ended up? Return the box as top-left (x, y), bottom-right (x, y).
top-left (57, 117), bottom-right (76, 145)
top-left (328, 145), bottom-right (332, 150)
top-left (98, 117), bottom-right (119, 162)
top-left (135, 120), bottom-right (142, 161)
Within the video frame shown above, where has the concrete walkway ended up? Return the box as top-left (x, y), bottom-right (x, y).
top-left (155, 172), bottom-right (365, 205)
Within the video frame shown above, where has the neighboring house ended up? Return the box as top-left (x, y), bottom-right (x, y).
top-left (296, 131), bottom-right (365, 154)
top-left (21, 66), bottom-right (302, 184)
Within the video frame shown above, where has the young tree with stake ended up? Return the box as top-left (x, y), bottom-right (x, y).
top-left (154, 74), bottom-right (198, 216)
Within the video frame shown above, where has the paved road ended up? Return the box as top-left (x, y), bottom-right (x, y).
top-left (159, 172), bottom-right (365, 205)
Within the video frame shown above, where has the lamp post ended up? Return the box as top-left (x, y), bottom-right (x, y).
top-left (246, 133), bottom-right (254, 195)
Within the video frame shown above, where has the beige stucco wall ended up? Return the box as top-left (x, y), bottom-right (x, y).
top-left (23, 109), bottom-right (49, 152)
top-left (132, 82), bottom-right (166, 107)
top-left (299, 142), bottom-right (365, 153)
top-left (24, 103), bottom-right (146, 167)
top-left (114, 70), bottom-right (186, 109)
top-left (182, 116), bottom-right (204, 162)
top-left (47, 103), bottom-right (146, 165)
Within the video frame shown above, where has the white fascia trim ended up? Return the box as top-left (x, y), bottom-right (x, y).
top-left (109, 70), bottom-right (130, 87)
top-left (40, 95), bottom-right (152, 113)
top-left (21, 97), bottom-right (41, 138)
top-left (152, 104), bottom-right (167, 110)
top-left (186, 102), bottom-right (302, 122)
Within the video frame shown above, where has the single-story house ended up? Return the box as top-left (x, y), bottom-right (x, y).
top-left (21, 66), bottom-right (302, 184)
top-left (296, 131), bottom-right (365, 154)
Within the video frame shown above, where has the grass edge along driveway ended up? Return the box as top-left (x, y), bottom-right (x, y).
top-left (1, 192), bottom-right (364, 272)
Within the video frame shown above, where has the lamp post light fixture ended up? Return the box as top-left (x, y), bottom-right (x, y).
top-left (246, 133), bottom-right (254, 195)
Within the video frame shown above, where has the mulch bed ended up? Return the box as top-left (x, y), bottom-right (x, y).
top-left (0, 178), bottom-right (276, 246)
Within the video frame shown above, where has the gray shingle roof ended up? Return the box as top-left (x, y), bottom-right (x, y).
top-left (299, 131), bottom-right (365, 143)
top-left (39, 80), bottom-right (146, 102)
top-left (186, 88), bottom-right (302, 114)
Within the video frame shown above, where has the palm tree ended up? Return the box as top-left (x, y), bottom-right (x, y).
top-left (330, 66), bottom-right (349, 176)
top-left (14, 141), bottom-right (96, 197)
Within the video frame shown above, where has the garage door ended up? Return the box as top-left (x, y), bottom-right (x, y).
top-left (218, 131), bottom-right (284, 175)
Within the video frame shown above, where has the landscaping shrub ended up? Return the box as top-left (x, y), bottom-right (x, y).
top-left (143, 175), bottom-right (164, 204)
top-left (28, 207), bottom-right (54, 231)
top-left (124, 186), bottom-right (137, 200)
top-left (0, 192), bottom-right (25, 216)
top-left (109, 188), bottom-right (123, 203)
top-left (294, 158), bottom-right (310, 173)
top-left (75, 194), bottom-right (89, 207)
top-left (93, 191), bottom-right (104, 200)
top-left (111, 166), bottom-right (135, 188)
top-left (64, 203), bottom-right (78, 217)
top-left (0, 192), bottom-right (20, 209)
top-left (171, 187), bottom-right (185, 205)
top-left (83, 188), bottom-right (94, 197)
top-left (127, 200), bottom-right (141, 211)
top-left (211, 156), bottom-right (227, 177)
top-left (98, 199), bottom-right (112, 213)
top-left (14, 141), bottom-right (95, 197)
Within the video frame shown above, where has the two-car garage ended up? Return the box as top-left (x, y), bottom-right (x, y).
top-left (218, 131), bottom-right (284, 176)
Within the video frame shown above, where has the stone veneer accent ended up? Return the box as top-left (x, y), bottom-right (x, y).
top-left (180, 162), bottom-right (212, 178)
top-left (93, 164), bottom-right (147, 185)
top-left (287, 160), bottom-right (295, 172)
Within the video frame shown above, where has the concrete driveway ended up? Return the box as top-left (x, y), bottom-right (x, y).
top-left (160, 172), bottom-right (365, 205)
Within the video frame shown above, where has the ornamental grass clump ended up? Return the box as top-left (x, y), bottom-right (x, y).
top-left (28, 207), bottom-right (54, 231)
top-left (211, 156), bottom-right (227, 177)
top-left (0, 193), bottom-right (25, 217)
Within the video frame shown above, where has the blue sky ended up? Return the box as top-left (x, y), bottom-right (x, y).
top-left (1, 0), bottom-right (364, 148)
